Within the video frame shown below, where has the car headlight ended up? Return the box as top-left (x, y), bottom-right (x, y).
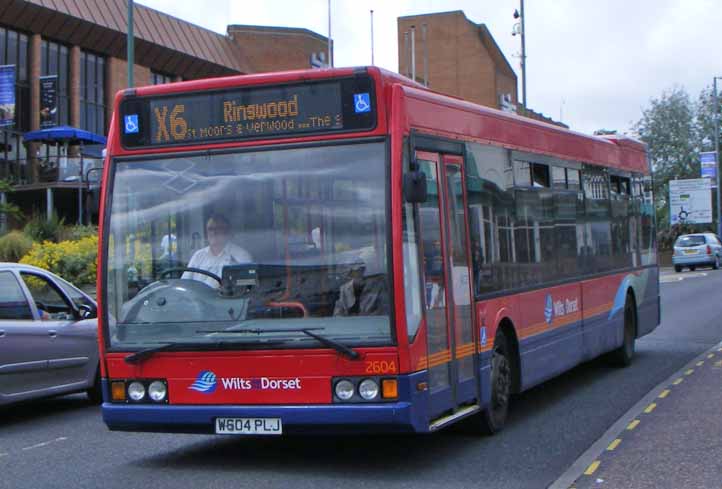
top-left (127, 381), bottom-right (146, 401)
top-left (148, 381), bottom-right (167, 402)
top-left (335, 379), bottom-right (355, 400)
top-left (358, 379), bottom-right (379, 400)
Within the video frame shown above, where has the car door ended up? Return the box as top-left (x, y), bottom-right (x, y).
top-left (0, 270), bottom-right (50, 403)
top-left (18, 271), bottom-right (95, 391)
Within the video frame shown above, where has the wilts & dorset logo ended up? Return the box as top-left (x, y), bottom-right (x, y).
top-left (189, 370), bottom-right (217, 393)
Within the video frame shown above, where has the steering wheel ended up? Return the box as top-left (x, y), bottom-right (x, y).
top-left (159, 267), bottom-right (222, 286)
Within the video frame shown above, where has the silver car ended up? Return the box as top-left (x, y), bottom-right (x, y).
top-left (672, 233), bottom-right (722, 272)
top-left (0, 263), bottom-right (99, 406)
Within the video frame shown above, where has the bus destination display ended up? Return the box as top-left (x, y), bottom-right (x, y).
top-left (120, 76), bottom-right (376, 148)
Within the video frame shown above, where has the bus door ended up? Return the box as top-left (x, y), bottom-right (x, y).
top-left (416, 151), bottom-right (477, 420)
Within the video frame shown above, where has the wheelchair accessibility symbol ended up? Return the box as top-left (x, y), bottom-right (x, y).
top-left (124, 114), bottom-right (139, 134)
top-left (353, 93), bottom-right (371, 114)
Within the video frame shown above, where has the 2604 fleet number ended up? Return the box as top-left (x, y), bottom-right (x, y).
top-left (365, 360), bottom-right (397, 374)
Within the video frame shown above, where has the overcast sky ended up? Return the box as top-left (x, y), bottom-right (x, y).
top-left (137, 0), bottom-right (722, 135)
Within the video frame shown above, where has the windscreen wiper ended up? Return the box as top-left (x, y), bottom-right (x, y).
top-left (124, 339), bottom-right (286, 364)
top-left (197, 327), bottom-right (361, 360)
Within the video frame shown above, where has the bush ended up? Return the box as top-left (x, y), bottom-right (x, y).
top-left (24, 212), bottom-right (65, 243)
top-left (58, 224), bottom-right (98, 242)
top-left (657, 223), bottom-right (712, 251)
top-left (0, 231), bottom-right (34, 262)
top-left (20, 235), bottom-right (98, 286)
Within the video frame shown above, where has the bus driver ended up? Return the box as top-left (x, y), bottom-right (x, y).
top-left (181, 213), bottom-right (253, 288)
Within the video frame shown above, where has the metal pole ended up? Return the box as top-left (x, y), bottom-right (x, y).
top-left (46, 188), bottom-right (53, 222)
top-left (370, 10), bottom-right (374, 66)
top-left (127, 0), bottom-right (134, 87)
top-left (410, 25), bottom-right (416, 83)
top-left (520, 0), bottom-right (526, 111)
top-left (403, 31), bottom-right (409, 78)
top-left (714, 77), bottom-right (721, 236)
top-left (422, 23), bottom-right (428, 87)
top-left (327, 0), bottom-right (333, 68)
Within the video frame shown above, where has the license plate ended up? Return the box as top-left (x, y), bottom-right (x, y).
top-left (684, 250), bottom-right (698, 255)
top-left (215, 417), bottom-right (282, 435)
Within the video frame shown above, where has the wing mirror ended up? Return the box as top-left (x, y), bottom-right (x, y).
top-left (403, 170), bottom-right (427, 203)
top-left (78, 303), bottom-right (97, 319)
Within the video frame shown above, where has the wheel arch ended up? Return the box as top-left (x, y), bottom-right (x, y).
top-left (497, 317), bottom-right (521, 394)
top-left (625, 287), bottom-right (638, 337)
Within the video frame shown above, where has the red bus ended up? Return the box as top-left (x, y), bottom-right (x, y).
top-left (98, 66), bottom-right (659, 435)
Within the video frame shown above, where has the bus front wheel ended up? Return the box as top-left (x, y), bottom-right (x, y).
top-left (478, 332), bottom-right (512, 435)
top-left (607, 294), bottom-right (637, 367)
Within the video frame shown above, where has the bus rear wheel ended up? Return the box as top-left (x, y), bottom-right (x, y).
top-left (478, 332), bottom-right (512, 435)
top-left (607, 294), bottom-right (636, 367)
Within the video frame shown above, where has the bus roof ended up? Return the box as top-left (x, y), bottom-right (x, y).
top-left (109, 66), bottom-right (648, 174)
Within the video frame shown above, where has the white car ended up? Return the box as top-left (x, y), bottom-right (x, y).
top-left (672, 233), bottom-right (722, 272)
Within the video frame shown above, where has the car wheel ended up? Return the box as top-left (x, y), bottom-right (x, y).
top-left (690, 266), bottom-right (696, 271)
top-left (607, 294), bottom-right (636, 367)
top-left (86, 368), bottom-right (102, 404)
top-left (477, 332), bottom-right (512, 435)
top-left (674, 265), bottom-right (682, 273)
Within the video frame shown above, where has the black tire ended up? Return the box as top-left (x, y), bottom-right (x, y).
top-left (478, 332), bottom-right (513, 435)
top-left (607, 294), bottom-right (637, 367)
top-left (86, 368), bottom-right (102, 404)
top-left (674, 265), bottom-right (682, 273)
top-left (690, 266), bottom-right (696, 271)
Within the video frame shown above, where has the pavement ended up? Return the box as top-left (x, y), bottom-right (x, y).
top-left (551, 340), bottom-right (722, 489)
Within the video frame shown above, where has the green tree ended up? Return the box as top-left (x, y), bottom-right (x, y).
top-left (0, 179), bottom-right (22, 228)
top-left (634, 87), bottom-right (701, 229)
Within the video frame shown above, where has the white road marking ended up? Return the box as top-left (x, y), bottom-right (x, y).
top-left (21, 437), bottom-right (68, 451)
top-left (660, 271), bottom-right (708, 283)
top-left (0, 452), bottom-right (8, 458)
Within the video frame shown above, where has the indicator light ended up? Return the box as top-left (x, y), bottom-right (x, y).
top-left (381, 379), bottom-right (398, 399)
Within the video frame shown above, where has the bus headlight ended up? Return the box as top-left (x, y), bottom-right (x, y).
top-left (148, 381), bottom-right (167, 402)
top-left (335, 380), bottom-right (355, 400)
top-left (358, 379), bottom-right (379, 400)
top-left (127, 381), bottom-right (146, 401)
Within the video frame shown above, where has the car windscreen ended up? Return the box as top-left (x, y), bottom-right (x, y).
top-left (104, 142), bottom-right (391, 350)
top-left (675, 235), bottom-right (706, 247)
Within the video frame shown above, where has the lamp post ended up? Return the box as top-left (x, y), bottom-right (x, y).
top-left (513, 1), bottom-right (527, 112)
top-left (714, 77), bottom-right (722, 236)
top-left (127, 0), bottom-right (134, 87)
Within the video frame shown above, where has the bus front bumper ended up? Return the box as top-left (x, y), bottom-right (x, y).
top-left (102, 401), bottom-right (426, 434)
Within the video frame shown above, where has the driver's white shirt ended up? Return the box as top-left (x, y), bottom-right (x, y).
top-left (181, 243), bottom-right (253, 288)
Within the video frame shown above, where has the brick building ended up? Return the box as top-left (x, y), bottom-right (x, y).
top-left (398, 11), bottom-right (564, 127)
top-left (0, 0), bottom-right (329, 229)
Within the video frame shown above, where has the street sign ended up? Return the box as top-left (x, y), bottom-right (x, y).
top-left (700, 151), bottom-right (716, 186)
top-left (669, 178), bottom-right (712, 225)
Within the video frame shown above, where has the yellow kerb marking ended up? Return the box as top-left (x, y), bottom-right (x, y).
top-left (696, 361), bottom-right (704, 367)
top-left (607, 438), bottom-right (622, 451)
top-left (685, 369), bottom-right (694, 375)
top-left (584, 461), bottom-right (601, 476)
top-left (673, 378), bottom-right (684, 385)
top-left (658, 389), bottom-right (670, 399)
top-left (627, 419), bottom-right (640, 430)
top-left (644, 403), bottom-right (657, 413)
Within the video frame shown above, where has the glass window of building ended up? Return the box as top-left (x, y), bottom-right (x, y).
top-left (40, 40), bottom-right (71, 127)
top-left (0, 27), bottom-right (30, 182)
top-left (151, 71), bottom-right (173, 85)
top-left (80, 50), bottom-right (105, 136)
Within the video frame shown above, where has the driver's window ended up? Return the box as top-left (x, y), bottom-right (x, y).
top-left (19, 273), bottom-right (74, 321)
